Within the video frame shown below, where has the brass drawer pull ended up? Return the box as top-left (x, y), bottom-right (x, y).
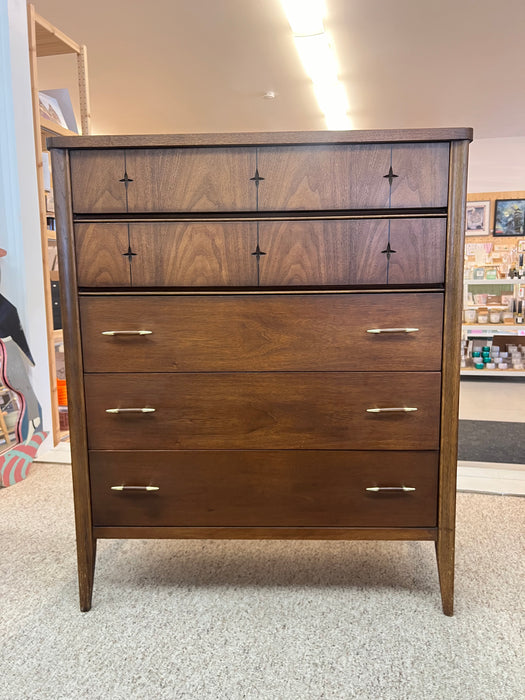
top-left (105, 407), bottom-right (156, 414)
top-left (366, 328), bottom-right (419, 334)
top-left (366, 407), bottom-right (418, 413)
top-left (110, 485), bottom-right (159, 492)
top-left (366, 486), bottom-right (416, 493)
top-left (102, 330), bottom-right (153, 336)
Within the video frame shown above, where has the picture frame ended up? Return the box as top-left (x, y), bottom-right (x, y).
top-left (465, 201), bottom-right (490, 236)
top-left (40, 89), bottom-right (79, 133)
top-left (494, 199), bottom-right (525, 237)
top-left (38, 92), bottom-right (68, 129)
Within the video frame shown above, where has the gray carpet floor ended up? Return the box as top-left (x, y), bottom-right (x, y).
top-left (1, 463), bottom-right (524, 700)
top-left (458, 420), bottom-right (525, 464)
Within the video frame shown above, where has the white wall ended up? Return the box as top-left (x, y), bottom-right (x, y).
top-left (468, 137), bottom-right (525, 193)
top-left (0, 0), bottom-right (52, 451)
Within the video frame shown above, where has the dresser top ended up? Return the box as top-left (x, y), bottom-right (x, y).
top-left (48, 127), bottom-right (473, 150)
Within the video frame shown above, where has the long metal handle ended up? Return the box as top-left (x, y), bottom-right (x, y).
top-left (111, 485), bottom-right (159, 492)
top-left (366, 407), bottom-right (418, 413)
top-left (105, 407), bottom-right (156, 414)
top-left (366, 486), bottom-right (416, 492)
top-left (366, 328), bottom-right (419, 334)
top-left (102, 330), bottom-right (152, 336)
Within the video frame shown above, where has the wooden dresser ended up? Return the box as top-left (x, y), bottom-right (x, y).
top-left (48, 128), bottom-right (472, 613)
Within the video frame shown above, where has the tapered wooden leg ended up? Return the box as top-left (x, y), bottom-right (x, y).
top-left (77, 535), bottom-right (96, 612)
top-left (435, 531), bottom-right (454, 616)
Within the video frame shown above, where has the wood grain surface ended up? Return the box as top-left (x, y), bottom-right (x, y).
top-left (79, 292), bottom-right (444, 372)
top-left (83, 372), bottom-right (441, 450)
top-left (388, 218), bottom-right (446, 284)
top-left (47, 127), bottom-right (473, 150)
top-left (436, 139), bottom-right (470, 615)
top-left (390, 143), bottom-right (449, 208)
top-left (125, 148), bottom-right (256, 212)
top-left (89, 450), bottom-right (439, 528)
top-left (50, 148), bottom-right (96, 612)
top-left (68, 141), bottom-right (450, 214)
top-left (258, 218), bottom-right (446, 286)
top-left (257, 143), bottom-right (449, 210)
top-left (74, 218), bottom-right (446, 288)
top-left (129, 222), bottom-right (258, 286)
top-left (257, 144), bottom-right (391, 210)
top-left (93, 526), bottom-right (438, 541)
top-left (70, 149), bottom-right (127, 212)
top-left (75, 223), bottom-right (131, 286)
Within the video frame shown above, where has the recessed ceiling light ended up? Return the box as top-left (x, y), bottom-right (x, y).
top-left (263, 91), bottom-right (276, 99)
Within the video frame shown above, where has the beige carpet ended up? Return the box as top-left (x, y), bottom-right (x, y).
top-left (1, 463), bottom-right (524, 700)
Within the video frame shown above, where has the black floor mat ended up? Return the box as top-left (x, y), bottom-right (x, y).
top-left (458, 420), bottom-right (525, 464)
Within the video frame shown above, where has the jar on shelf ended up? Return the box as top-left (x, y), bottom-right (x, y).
top-left (477, 307), bottom-right (489, 324)
top-left (464, 308), bottom-right (477, 323)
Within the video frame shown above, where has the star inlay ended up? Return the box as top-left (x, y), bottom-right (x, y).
top-left (119, 171), bottom-right (134, 187)
top-left (381, 241), bottom-right (397, 261)
top-left (122, 245), bottom-right (137, 263)
top-left (250, 169), bottom-right (265, 186)
top-left (383, 166), bottom-right (398, 186)
top-left (251, 244), bottom-right (266, 261)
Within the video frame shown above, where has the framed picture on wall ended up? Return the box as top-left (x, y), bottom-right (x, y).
top-left (465, 201), bottom-right (490, 236)
top-left (494, 199), bottom-right (525, 236)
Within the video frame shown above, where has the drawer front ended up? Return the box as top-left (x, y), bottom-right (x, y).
top-left (75, 219), bottom-right (445, 288)
top-left (75, 222), bottom-right (258, 287)
top-left (258, 218), bottom-right (446, 286)
top-left (70, 148), bottom-right (257, 213)
top-left (257, 143), bottom-right (449, 210)
top-left (80, 293), bottom-right (444, 372)
top-left (84, 372), bottom-right (441, 450)
top-left (69, 144), bottom-right (448, 213)
top-left (89, 450), bottom-right (438, 528)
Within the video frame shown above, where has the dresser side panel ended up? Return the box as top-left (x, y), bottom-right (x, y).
top-left (50, 147), bottom-right (95, 611)
top-left (437, 139), bottom-right (470, 615)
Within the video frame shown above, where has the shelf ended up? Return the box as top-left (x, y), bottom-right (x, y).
top-left (463, 278), bottom-right (522, 285)
top-left (464, 304), bottom-right (508, 308)
top-left (33, 10), bottom-right (81, 56)
top-left (462, 325), bottom-right (525, 336)
top-left (28, 3), bottom-right (89, 445)
top-left (40, 117), bottom-right (77, 137)
top-left (461, 370), bottom-right (525, 377)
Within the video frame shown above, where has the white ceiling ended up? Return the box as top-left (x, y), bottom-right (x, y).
top-left (33, 0), bottom-right (525, 140)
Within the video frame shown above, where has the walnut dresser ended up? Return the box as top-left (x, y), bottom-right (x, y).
top-left (48, 128), bottom-right (472, 614)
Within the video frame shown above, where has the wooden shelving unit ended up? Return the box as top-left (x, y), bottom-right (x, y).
top-left (27, 4), bottom-right (91, 443)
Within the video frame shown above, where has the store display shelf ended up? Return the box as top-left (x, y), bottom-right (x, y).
top-left (464, 304), bottom-right (508, 308)
top-left (463, 278), bottom-right (522, 285)
top-left (462, 325), bottom-right (525, 336)
top-left (461, 369), bottom-right (525, 377)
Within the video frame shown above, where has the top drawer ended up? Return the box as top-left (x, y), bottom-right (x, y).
top-left (69, 143), bottom-right (450, 213)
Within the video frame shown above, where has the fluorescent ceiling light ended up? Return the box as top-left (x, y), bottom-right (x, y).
top-left (293, 33), bottom-right (339, 85)
top-left (313, 83), bottom-right (352, 130)
top-left (280, 0), bottom-right (325, 36)
top-left (280, 0), bottom-right (352, 130)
